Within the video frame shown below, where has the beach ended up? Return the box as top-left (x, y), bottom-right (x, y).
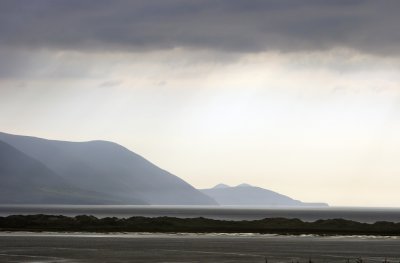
top-left (0, 232), bottom-right (399, 262)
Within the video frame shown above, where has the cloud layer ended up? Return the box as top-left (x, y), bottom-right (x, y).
top-left (1, 0), bottom-right (399, 55)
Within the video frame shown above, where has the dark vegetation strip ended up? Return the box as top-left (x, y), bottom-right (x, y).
top-left (1, 215), bottom-right (400, 236)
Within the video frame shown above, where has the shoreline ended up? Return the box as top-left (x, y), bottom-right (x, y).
top-left (1, 231), bottom-right (399, 240)
top-left (2, 214), bottom-right (400, 237)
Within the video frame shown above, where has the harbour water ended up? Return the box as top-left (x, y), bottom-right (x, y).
top-left (1, 205), bottom-right (400, 223)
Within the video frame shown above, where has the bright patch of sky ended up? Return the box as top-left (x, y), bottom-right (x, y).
top-left (1, 47), bottom-right (400, 206)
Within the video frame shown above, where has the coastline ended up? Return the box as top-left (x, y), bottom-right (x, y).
top-left (2, 214), bottom-right (400, 236)
top-left (1, 231), bottom-right (399, 240)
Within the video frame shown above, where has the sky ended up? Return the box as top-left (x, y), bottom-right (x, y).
top-left (1, 0), bottom-right (400, 207)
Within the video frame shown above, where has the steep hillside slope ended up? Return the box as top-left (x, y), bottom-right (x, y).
top-left (0, 132), bottom-right (216, 205)
top-left (0, 140), bottom-right (128, 204)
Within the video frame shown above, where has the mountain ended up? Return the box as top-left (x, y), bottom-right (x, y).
top-left (213, 183), bottom-right (230, 189)
top-left (0, 140), bottom-right (124, 204)
top-left (200, 183), bottom-right (328, 207)
top-left (0, 132), bottom-right (217, 205)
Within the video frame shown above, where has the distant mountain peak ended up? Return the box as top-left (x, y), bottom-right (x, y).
top-left (201, 182), bottom-right (328, 207)
top-left (236, 183), bottom-right (253, 188)
top-left (213, 183), bottom-right (230, 189)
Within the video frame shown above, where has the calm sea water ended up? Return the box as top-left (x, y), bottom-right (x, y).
top-left (1, 205), bottom-right (400, 223)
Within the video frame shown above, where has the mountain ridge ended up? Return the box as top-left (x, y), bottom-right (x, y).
top-left (0, 140), bottom-right (125, 204)
top-left (0, 132), bottom-right (216, 205)
top-left (201, 183), bottom-right (328, 207)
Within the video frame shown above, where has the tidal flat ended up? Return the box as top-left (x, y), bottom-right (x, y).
top-left (0, 233), bottom-right (400, 262)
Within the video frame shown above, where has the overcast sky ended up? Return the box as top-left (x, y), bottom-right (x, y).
top-left (1, 0), bottom-right (400, 206)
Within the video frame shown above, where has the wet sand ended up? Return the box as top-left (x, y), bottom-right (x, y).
top-left (0, 233), bottom-right (400, 262)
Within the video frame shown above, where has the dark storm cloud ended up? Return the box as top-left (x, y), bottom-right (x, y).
top-left (0, 0), bottom-right (399, 55)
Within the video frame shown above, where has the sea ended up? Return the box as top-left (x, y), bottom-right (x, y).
top-left (1, 205), bottom-right (400, 223)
